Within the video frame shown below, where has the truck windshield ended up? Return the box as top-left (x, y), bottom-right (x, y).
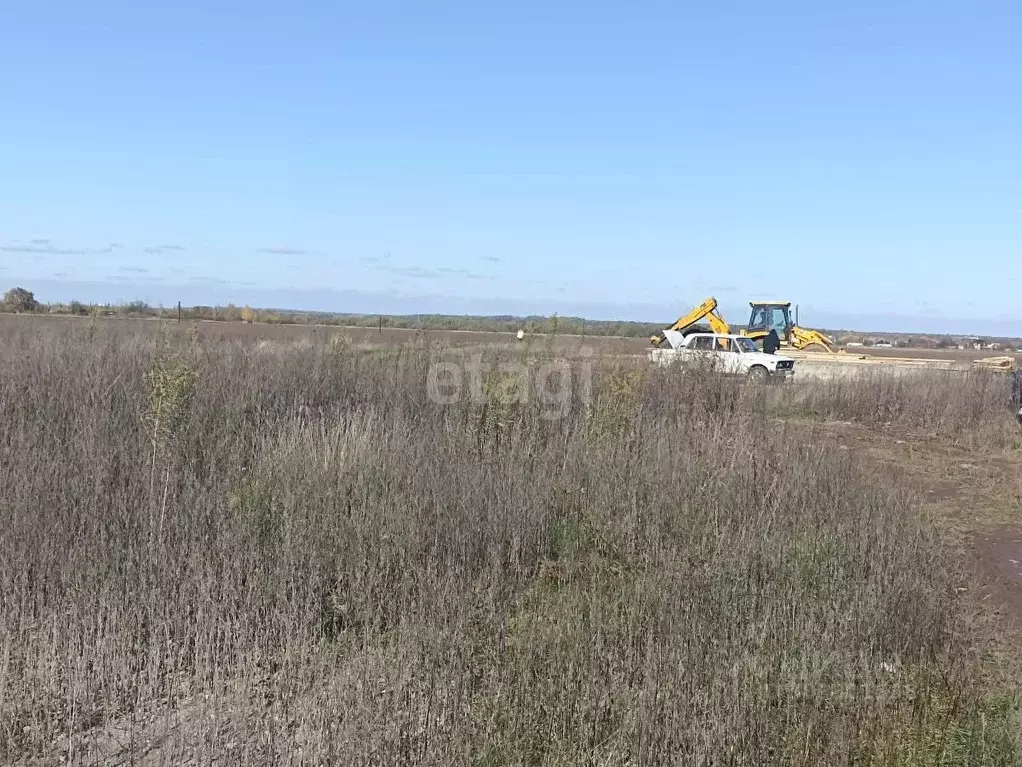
top-left (734, 337), bottom-right (758, 353)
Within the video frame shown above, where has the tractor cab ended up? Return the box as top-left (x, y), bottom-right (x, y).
top-left (743, 301), bottom-right (794, 345)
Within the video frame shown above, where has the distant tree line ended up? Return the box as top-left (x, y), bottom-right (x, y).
top-left (5, 286), bottom-right (1020, 349)
top-left (0, 286), bottom-right (665, 338)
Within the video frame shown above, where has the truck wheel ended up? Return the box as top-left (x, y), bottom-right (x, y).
top-left (747, 365), bottom-right (768, 382)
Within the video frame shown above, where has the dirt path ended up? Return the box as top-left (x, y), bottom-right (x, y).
top-left (791, 419), bottom-right (1022, 640)
top-left (971, 527), bottom-right (1022, 629)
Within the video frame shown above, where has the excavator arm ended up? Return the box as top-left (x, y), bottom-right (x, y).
top-left (650, 297), bottom-right (732, 347)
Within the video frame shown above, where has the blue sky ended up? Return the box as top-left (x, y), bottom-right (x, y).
top-left (2, 0), bottom-right (1021, 333)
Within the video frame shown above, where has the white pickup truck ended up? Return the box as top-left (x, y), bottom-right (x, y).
top-left (648, 331), bottom-right (795, 381)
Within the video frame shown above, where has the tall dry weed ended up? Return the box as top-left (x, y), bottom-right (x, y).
top-left (0, 320), bottom-right (1016, 765)
top-left (772, 367), bottom-right (1019, 446)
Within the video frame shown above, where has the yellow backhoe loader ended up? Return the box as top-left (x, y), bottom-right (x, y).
top-left (651, 297), bottom-right (839, 354)
top-left (741, 301), bottom-right (838, 353)
top-left (649, 296), bottom-right (731, 347)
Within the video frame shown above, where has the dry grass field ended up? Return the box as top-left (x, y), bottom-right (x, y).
top-left (5, 312), bottom-right (1016, 363)
top-left (1, 315), bottom-right (1021, 765)
top-left (0, 314), bottom-right (641, 356)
